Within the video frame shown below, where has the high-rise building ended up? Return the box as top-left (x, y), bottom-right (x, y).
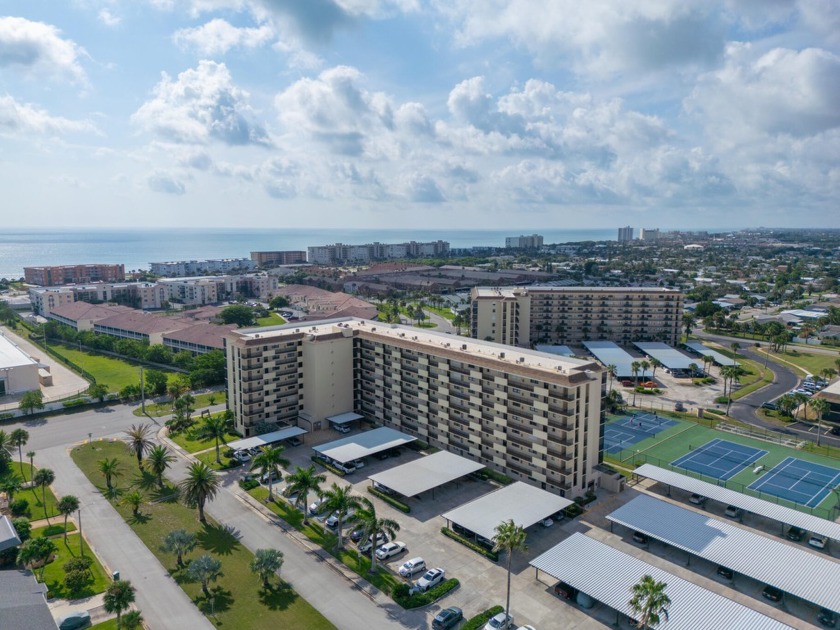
top-left (639, 228), bottom-right (660, 241)
top-left (470, 286), bottom-right (684, 346)
top-left (505, 234), bottom-right (544, 249)
top-left (617, 226), bottom-right (634, 242)
top-left (149, 259), bottom-right (257, 277)
top-left (225, 318), bottom-right (605, 496)
top-left (24, 264), bottom-right (125, 286)
top-left (250, 251), bottom-right (307, 267)
top-left (306, 241), bottom-right (450, 265)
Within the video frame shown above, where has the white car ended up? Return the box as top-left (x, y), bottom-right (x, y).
top-left (233, 450), bottom-right (251, 462)
top-left (541, 517), bottom-right (553, 528)
top-left (325, 509), bottom-right (356, 529)
top-left (335, 425), bottom-right (351, 434)
top-left (358, 532), bottom-right (388, 553)
top-left (353, 459), bottom-right (365, 469)
top-left (410, 568), bottom-right (445, 594)
top-left (483, 612), bottom-right (514, 630)
top-left (308, 497), bottom-right (328, 515)
top-left (375, 541), bottom-right (406, 560)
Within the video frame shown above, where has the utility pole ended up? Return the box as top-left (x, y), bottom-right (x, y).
top-left (140, 366), bottom-right (145, 413)
top-left (78, 508), bottom-right (83, 557)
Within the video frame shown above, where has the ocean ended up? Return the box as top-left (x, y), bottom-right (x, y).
top-left (0, 227), bottom-right (628, 279)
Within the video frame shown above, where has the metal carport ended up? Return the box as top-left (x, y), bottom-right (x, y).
top-left (368, 451), bottom-right (483, 498)
top-left (227, 426), bottom-right (308, 451)
top-left (313, 427), bottom-right (415, 464)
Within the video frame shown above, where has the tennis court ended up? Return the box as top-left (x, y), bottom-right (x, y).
top-left (748, 457), bottom-right (840, 509)
top-left (671, 439), bottom-right (767, 481)
top-left (603, 412), bottom-right (678, 455)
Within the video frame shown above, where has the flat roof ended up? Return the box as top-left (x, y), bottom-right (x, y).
top-left (635, 464), bottom-right (840, 542)
top-left (534, 344), bottom-right (575, 357)
top-left (313, 427), bottom-right (416, 464)
top-left (368, 451), bottom-right (484, 498)
top-left (0, 334), bottom-right (37, 369)
top-left (227, 426), bottom-right (307, 451)
top-left (582, 340), bottom-right (637, 378)
top-left (684, 342), bottom-right (739, 367)
top-left (634, 342), bottom-right (695, 370)
top-left (327, 412), bottom-right (364, 425)
top-left (530, 533), bottom-right (793, 630)
top-left (441, 481), bottom-right (572, 540)
top-left (607, 494), bottom-right (840, 613)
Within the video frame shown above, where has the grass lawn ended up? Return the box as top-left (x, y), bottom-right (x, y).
top-left (35, 529), bottom-right (110, 599)
top-left (415, 322), bottom-right (437, 328)
top-left (766, 348), bottom-right (840, 376)
top-left (169, 416), bottom-right (240, 454)
top-left (90, 619), bottom-right (119, 630)
top-left (256, 312), bottom-right (287, 327)
top-left (70, 442), bottom-right (333, 630)
top-left (2, 462), bottom-right (61, 520)
top-left (195, 450), bottom-right (244, 471)
top-left (423, 305), bottom-right (456, 321)
top-left (46, 345), bottom-right (158, 392)
top-left (35, 522), bottom-right (77, 537)
top-left (134, 391), bottom-right (225, 418)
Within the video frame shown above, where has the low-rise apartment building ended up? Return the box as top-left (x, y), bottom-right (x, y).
top-left (29, 282), bottom-right (167, 315)
top-left (24, 263), bottom-right (125, 286)
top-left (250, 251), bottom-right (307, 266)
top-left (307, 240), bottom-right (450, 265)
top-left (159, 274), bottom-right (279, 305)
top-left (226, 318), bottom-right (604, 496)
top-left (471, 286), bottom-right (684, 347)
top-left (150, 258), bottom-right (256, 277)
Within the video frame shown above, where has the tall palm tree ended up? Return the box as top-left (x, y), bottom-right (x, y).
top-left (631, 361), bottom-right (641, 406)
top-left (57, 495), bottom-right (80, 541)
top-left (629, 574), bottom-right (670, 630)
top-left (606, 364), bottom-right (617, 392)
top-left (161, 529), bottom-right (197, 568)
top-left (285, 465), bottom-right (326, 525)
top-left (104, 579), bottom-right (136, 630)
top-left (250, 548), bottom-right (284, 589)
top-left (730, 341), bottom-right (741, 358)
top-left (350, 497), bottom-right (400, 572)
top-left (179, 461), bottom-right (221, 522)
top-left (9, 428), bottom-right (29, 477)
top-left (98, 458), bottom-right (121, 491)
top-left (32, 468), bottom-right (55, 524)
top-left (26, 451), bottom-right (35, 478)
top-left (201, 412), bottom-right (234, 464)
top-left (0, 430), bottom-right (10, 470)
top-left (649, 358), bottom-right (662, 380)
top-left (187, 554), bottom-right (222, 598)
top-left (125, 423), bottom-right (154, 469)
top-left (492, 519), bottom-right (527, 623)
top-left (250, 446), bottom-right (289, 501)
top-left (639, 360), bottom-right (650, 384)
top-left (320, 483), bottom-right (362, 549)
top-left (147, 445), bottom-right (175, 488)
top-left (809, 398), bottom-right (828, 446)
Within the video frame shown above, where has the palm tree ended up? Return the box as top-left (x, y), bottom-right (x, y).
top-left (682, 313), bottom-right (695, 339)
top-left (26, 451), bottom-right (35, 477)
top-left (187, 554), bottom-right (222, 598)
top-left (493, 519), bottom-right (528, 624)
top-left (98, 458), bottom-right (121, 491)
top-left (0, 430), bottom-right (10, 470)
top-left (57, 495), bottom-right (80, 541)
top-left (639, 360), bottom-right (651, 384)
top-left (122, 490), bottom-right (144, 517)
top-left (104, 579), bottom-right (136, 630)
top-left (350, 497), bottom-right (400, 572)
top-left (179, 461), bottom-right (221, 522)
top-left (250, 548), bottom-right (284, 589)
top-left (285, 465), bottom-right (326, 524)
top-left (809, 398), bottom-right (829, 445)
top-left (320, 483), bottom-right (362, 549)
top-left (0, 475), bottom-right (22, 503)
top-left (147, 445), bottom-right (176, 488)
top-left (161, 529), bottom-right (197, 568)
top-left (649, 358), bottom-right (662, 380)
top-left (792, 392), bottom-right (809, 421)
top-left (201, 412), bottom-right (234, 464)
top-left (629, 574), bottom-right (670, 630)
top-left (32, 468), bottom-right (55, 524)
top-left (606, 364), bottom-right (617, 392)
top-left (631, 361), bottom-right (641, 406)
top-left (250, 446), bottom-right (290, 501)
top-left (9, 428), bottom-right (29, 477)
top-left (777, 393), bottom-right (797, 418)
top-left (121, 610), bottom-right (144, 630)
top-left (125, 423), bottom-right (153, 469)
top-left (730, 342), bottom-right (741, 359)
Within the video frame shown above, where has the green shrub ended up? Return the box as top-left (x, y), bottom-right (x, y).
top-left (367, 487), bottom-right (410, 513)
top-left (564, 503), bottom-right (585, 518)
top-left (392, 578), bottom-right (459, 609)
top-left (463, 606), bottom-right (504, 630)
top-left (440, 527), bottom-right (498, 561)
top-left (715, 396), bottom-right (731, 404)
top-left (12, 518), bottom-right (31, 542)
top-left (10, 498), bottom-right (28, 516)
top-left (62, 399), bottom-right (87, 408)
top-left (63, 569), bottom-right (90, 596)
top-left (409, 440), bottom-right (430, 451)
top-left (238, 478), bottom-right (260, 491)
top-left (0, 412), bottom-right (14, 421)
top-left (311, 455), bottom-right (345, 477)
top-left (476, 468), bottom-right (514, 486)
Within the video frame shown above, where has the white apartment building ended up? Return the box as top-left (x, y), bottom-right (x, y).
top-left (0, 332), bottom-right (41, 396)
top-left (29, 283), bottom-right (167, 316)
top-left (639, 228), bottom-right (660, 241)
top-left (471, 286), bottom-right (684, 347)
top-left (307, 241), bottom-right (450, 265)
top-left (158, 274), bottom-right (280, 306)
top-left (226, 318), bottom-right (605, 497)
top-left (505, 234), bottom-right (544, 249)
top-left (150, 258), bottom-right (257, 277)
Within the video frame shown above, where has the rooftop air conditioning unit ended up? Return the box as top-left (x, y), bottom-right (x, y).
top-left (461, 344), bottom-right (467, 350)
top-left (499, 352), bottom-right (505, 359)
top-left (518, 357), bottom-right (525, 363)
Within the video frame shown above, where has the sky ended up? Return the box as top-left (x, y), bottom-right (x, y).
top-left (1, 1), bottom-right (838, 230)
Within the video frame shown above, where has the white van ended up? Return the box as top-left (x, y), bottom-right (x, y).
top-left (398, 557), bottom-right (426, 578)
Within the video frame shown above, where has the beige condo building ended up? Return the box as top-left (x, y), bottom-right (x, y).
top-left (470, 286), bottom-right (684, 347)
top-left (225, 318), bottom-right (605, 497)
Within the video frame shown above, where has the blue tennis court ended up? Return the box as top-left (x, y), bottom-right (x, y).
top-left (748, 457), bottom-right (840, 508)
top-left (671, 439), bottom-right (767, 481)
top-left (602, 412), bottom-right (678, 454)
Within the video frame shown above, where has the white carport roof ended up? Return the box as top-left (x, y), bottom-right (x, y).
top-left (607, 494), bottom-right (840, 613)
top-left (313, 427), bottom-right (415, 464)
top-left (326, 412), bottom-right (364, 425)
top-left (635, 463), bottom-right (840, 542)
top-left (368, 451), bottom-right (484, 497)
top-left (227, 426), bottom-right (307, 451)
top-left (441, 481), bottom-right (572, 540)
top-left (530, 533), bottom-right (793, 630)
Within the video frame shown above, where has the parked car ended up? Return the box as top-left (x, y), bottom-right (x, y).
top-left (325, 509), bottom-right (355, 529)
top-left (432, 607), bottom-right (464, 630)
top-left (286, 436), bottom-right (303, 447)
top-left (353, 459), bottom-right (365, 469)
top-left (334, 424), bottom-right (351, 434)
top-left (233, 450), bottom-right (251, 462)
top-left (541, 517), bottom-right (554, 528)
top-left (248, 446), bottom-right (263, 456)
top-left (399, 557), bottom-right (426, 577)
top-left (358, 532), bottom-right (388, 553)
top-left (373, 481), bottom-right (396, 495)
top-left (673, 402), bottom-right (685, 412)
top-left (717, 566), bottom-right (734, 580)
top-left (809, 534), bottom-right (828, 550)
top-left (760, 402), bottom-right (778, 410)
top-left (632, 531), bottom-right (649, 545)
top-left (260, 470), bottom-right (282, 484)
top-left (724, 505), bottom-right (743, 519)
top-left (689, 493), bottom-right (707, 506)
top-left (376, 541), bottom-right (407, 560)
top-left (411, 568), bottom-right (445, 593)
top-left (817, 608), bottom-right (838, 628)
top-left (308, 497), bottom-right (328, 515)
top-left (762, 585), bottom-right (783, 603)
top-left (483, 612), bottom-right (514, 630)
top-left (554, 581), bottom-right (578, 600)
top-left (58, 611), bottom-right (91, 630)
top-left (349, 528), bottom-right (364, 543)
top-left (334, 462), bottom-right (357, 475)
top-left (376, 451), bottom-right (390, 461)
top-left (786, 526), bottom-right (805, 541)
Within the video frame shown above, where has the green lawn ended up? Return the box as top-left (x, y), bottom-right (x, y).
top-left (46, 345), bottom-right (159, 392)
top-left (169, 415), bottom-right (240, 454)
top-left (35, 522), bottom-right (77, 537)
top-left (134, 391), bottom-right (226, 418)
top-left (2, 462), bottom-right (61, 520)
top-left (90, 619), bottom-right (119, 630)
top-left (256, 312), bottom-right (287, 327)
top-left (766, 348), bottom-right (840, 376)
top-left (423, 305), bottom-right (456, 321)
top-left (35, 528), bottom-right (110, 599)
top-left (70, 442), bottom-right (333, 630)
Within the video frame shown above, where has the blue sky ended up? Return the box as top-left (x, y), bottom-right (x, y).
top-left (1, 0), bottom-right (838, 230)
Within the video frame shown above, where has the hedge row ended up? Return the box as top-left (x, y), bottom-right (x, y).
top-left (311, 455), bottom-right (346, 477)
top-left (476, 468), bottom-right (514, 486)
top-left (239, 478), bottom-right (260, 491)
top-left (440, 527), bottom-right (498, 562)
top-left (62, 398), bottom-right (88, 408)
top-left (564, 503), bottom-right (585, 519)
top-left (463, 606), bottom-right (504, 630)
top-left (392, 578), bottom-right (459, 609)
top-left (367, 486), bottom-right (411, 513)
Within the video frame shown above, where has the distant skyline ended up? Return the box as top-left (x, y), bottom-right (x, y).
top-left (1, 1), bottom-right (838, 230)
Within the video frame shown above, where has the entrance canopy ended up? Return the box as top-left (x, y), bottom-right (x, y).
top-left (368, 451), bottom-right (484, 497)
top-left (227, 426), bottom-right (307, 451)
top-left (442, 481), bottom-right (572, 540)
top-left (313, 427), bottom-right (415, 464)
top-left (327, 412), bottom-right (364, 425)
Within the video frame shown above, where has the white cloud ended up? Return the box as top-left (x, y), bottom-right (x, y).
top-left (98, 9), bottom-right (122, 27)
top-left (132, 60), bottom-right (270, 146)
top-left (147, 169), bottom-right (187, 194)
top-left (0, 16), bottom-right (87, 82)
top-left (0, 95), bottom-right (97, 135)
top-left (173, 18), bottom-right (274, 55)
